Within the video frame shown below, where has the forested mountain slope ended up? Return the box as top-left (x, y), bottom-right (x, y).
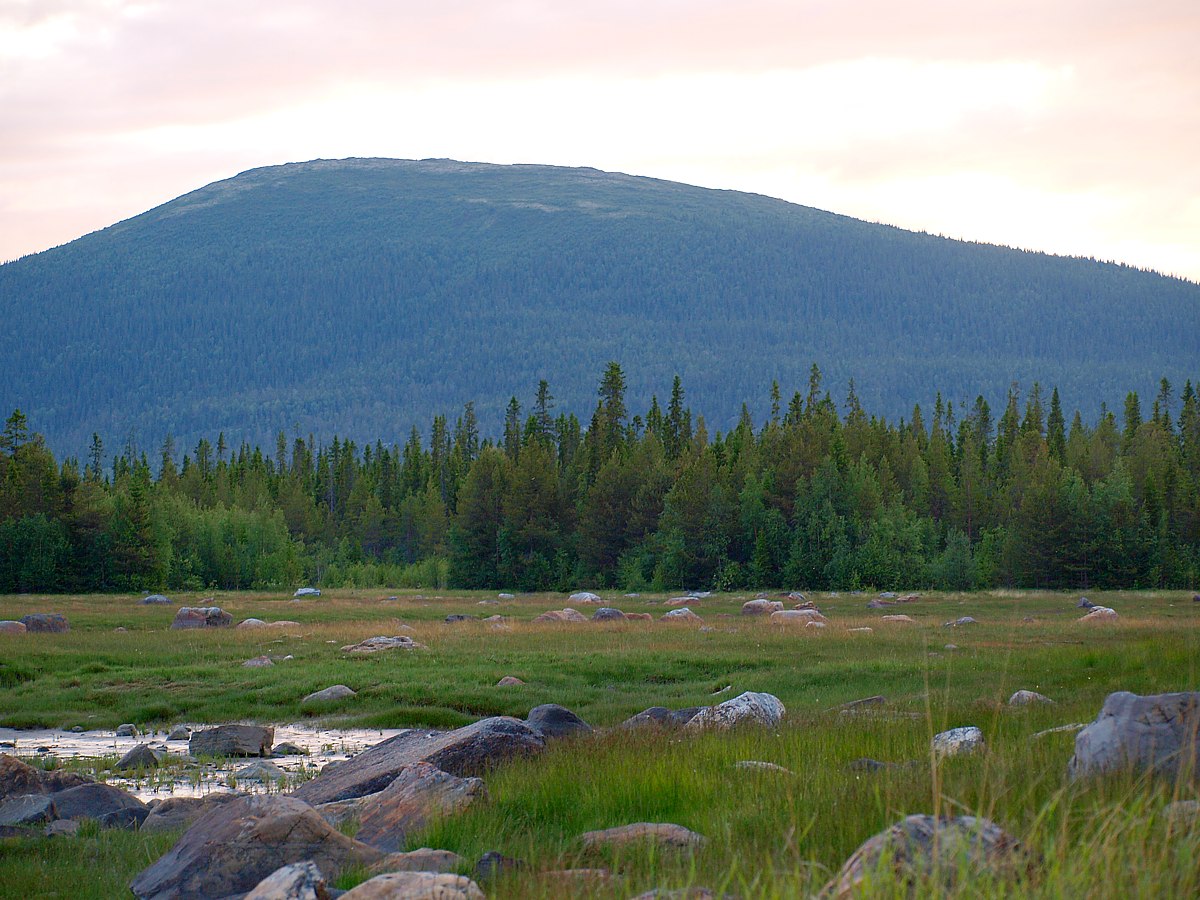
top-left (2, 157), bottom-right (1196, 454)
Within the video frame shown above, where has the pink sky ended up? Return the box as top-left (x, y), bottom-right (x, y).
top-left (2, 0), bottom-right (1198, 280)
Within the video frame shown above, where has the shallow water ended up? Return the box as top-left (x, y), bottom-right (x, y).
top-left (0, 723), bottom-right (407, 801)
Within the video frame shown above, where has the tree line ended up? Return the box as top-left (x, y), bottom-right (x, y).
top-left (2, 363), bottom-right (1197, 594)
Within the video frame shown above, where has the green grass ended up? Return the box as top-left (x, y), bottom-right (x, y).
top-left (1, 589), bottom-right (1198, 897)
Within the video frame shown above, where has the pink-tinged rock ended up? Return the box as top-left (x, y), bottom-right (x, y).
top-left (0, 621), bottom-right (26, 634)
top-left (741, 599), bottom-right (783, 616)
top-left (354, 761), bottom-right (486, 853)
top-left (580, 822), bottom-right (707, 850)
top-left (1080, 606), bottom-right (1119, 622)
top-left (171, 606), bottom-right (233, 629)
top-left (341, 872), bottom-right (484, 899)
top-left (341, 635), bottom-right (426, 653)
top-left (769, 609), bottom-right (826, 624)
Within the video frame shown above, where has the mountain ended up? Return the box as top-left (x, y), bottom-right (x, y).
top-left (2, 157), bottom-right (1196, 456)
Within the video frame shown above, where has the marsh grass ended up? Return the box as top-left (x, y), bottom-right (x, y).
top-left (0, 589), bottom-right (1197, 897)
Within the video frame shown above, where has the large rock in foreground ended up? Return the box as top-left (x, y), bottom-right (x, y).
top-left (354, 761), bottom-right (486, 852)
top-left (1068, 691), bottom-right (1200, 781)
top-left (244, 861), bottom-right (331, 900)
top-left (292, 717), bottom-right (545, 806)
top-left (130, 794), bottom-right (382, 900)
top-left (190, 725), bottom-right (275, 758)
top-left (685, 692), bottom-right (785, 730)
top-left (50, 783), bottom-right (147, 823)
top-left (19, 613), bottom-right (69, 633)
top-left (139, 792), bottom-right (242, 833)
top-left (0, 754), bottom-right (92, 800)
top-left (171, 606), bottom-right (233, 629)
top-left (821, 814), bottom-right (1032, 898)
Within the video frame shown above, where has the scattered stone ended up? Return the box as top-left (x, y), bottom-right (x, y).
top-left (171, 606), bottom-right (233, 629)
top-left (0, 794), bottom-right (57, 826)
top-left (620, 706), bottom-right (705, 729)
top-left (769, 609), bottom-right (827, 624)
top-left (100, 806), bottom-right (151, 830)
top-left (847, 758), bottom-right (903, 773)
top-left (686, 692), bottom-right (785, 730)
top-left (244, 655), bottom-right (275, 668)
top-left (836, 695), bottom-right (887, 713)
top-left (291, 717), bottom-right (545, 805)
top-left (270, 621), bottom-right (303, 628)
top-left (190, 724), bottom-right (274, 758)
top-left (1164, 799), bottom-right (1200, 826)
top-left (140, 594), bottom-right (173, 605)
top-left (244, 860), bottom-right (331, 900)
top-left (340, 872), bottom-right (485, 899)
top-left (115, 743), bottom-right (163, 770)
top-left (45, 818), bottom-right (80, 837)
top-left (806, 621), bottom-right (827, 629)
top-left (130, 794), bottom-right (382, 900)
top-left (294, 587), bottom-right (322, 598)
top-left (70, 725), bottom-right (83, 733)
top-left (944, 644), bottom-right (959, 651)
top-left (822, 814), bottom-right (1032, 898)
top-left (167, 725), bottom-right (191, 741)
top-left (139, 793), bottom-right (242, 833)
top-left (1077, 596), bottom-right (1095, 609)
top-left (625, 612), bottom-right (654, 621)
top-left (866, 598), bottom-right (895, 609)
top-left (0, 620), bottom-right (26, 634)
top-left (734, 760), bottom-right (795, 776)
top-left (591, 607), bottom-right (627, 622)
top-left (943, 617), bottom-right (978, 627)
top-left (1031, 723), bottom-right (1087, 740)
top-left (238, 618), bottom-right (269, 629)
top-left (51, 782), bottom-right (147, 823)
top-left (569, 591), bottom-right (603, 604)
top-left (473, 850), bottom-right (527, 882)
top-left (444, 614), bottom-right (476, 623)
top-left (1008, 690), bottom-right (1054, 706)
top-left (341, 635), bottom-right (426, 653)
top-left (847, 627), bottom-right (873, 634)
top-left (234, 760), bottom-right (287, 784)
top-left (496, 676), bottom-right (525, 686)
top-left (374, 848), bottom-right (468, 873)
top-left (0, 754), bottom-right (91, 800)
top-left (303, 685), bottom-right (357, 705)
top-left (1080, 606), bottom-right (1119, 622)
top-left (1068, 690), bottom-right (1200, 781)
top-left (932, 726), bottom-right (986, 758)
top-left (498, 593), bottom-right (515, 599)
top-left (580, 822), bottom-right (706, 851)
top-left (115, 723), bottom-right (138, 737)
top-left (879, 592), bottom-right (898, 599)
top-left (482, 615), bottom-right (508, 628)
top-left (630, 889), bottom-right (727, 900)
top-left (532, 608), bottom-right (589, 623)
top-left (355, 761), bottom-right (486, 853)
top-left (661, 607), bottom-right (702, 622)
top-left (526, 704), bottom-right (593, 739)
top-left (19, 613), bottom-right (69, 633)
top-left (477, 599), bottom-right (499, 605)
top-left (273, 743), bottom-right (309, 757)
top-left (880, 614), bottom-right (917, 624)
top-left (1193, 594), bottom-right (1200, 603)
top-left (741, 599), bottom-right (784, 616)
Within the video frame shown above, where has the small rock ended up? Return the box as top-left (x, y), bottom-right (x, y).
top-left (444, 614), bottom-right (475, 623)
top-left (625, 612), bottom-right (654, 621)
top-left (0, 620), bottom-right (27, 634)
top-left (373, 848), bottom-right (468, 873)
top-left (477, 599), bottom-right (499, 605)
top-left (293, 587), bottom-right (322, 598)
top-left (237, 618), bottom-right (269, 629)
top-left (1080, 606), bottom-right (1118, 622)
top-left (837, 695), bottom-right (887, 713)
top-left (19, 614), bottom-right (69, 633)
top-left (45, 818), bottom-right (80, 837)
top-left (880, 614), bottom-right (917, 624)
top-left (140, 594), bottom-right (173, 605)
top-left (879, 592), bottom-right (898, 599)
top-left (498, 593), bottom-right (515, 599)
top-left (591, 607), bottom-right (627, 622)
top-left (233, 760), bottom-right (287, 784)
top-left (341, 635), bottom-right (426, 653)
top-left (171, 607), bottom-right (233, 629)
top-left (526, 704), bottom-right (592, 739)
top-left (741, 599), bottom-right (784, 616)
top-left (932, 726), bottom-right (986, 758)
top-left (51, 782), bottom-right (147, 823)
top-left (1031, 723), bottom-right (1087, 739)
top-left (272, 742), bottom-right (308, 757)
top-left (0, 794), bottom-right (57, 826)
top-left (620, 707), bottom-right (705, 729)
top-left (243, 655), bottom-right (274, 668)
top-left (866, 598), bottom-right (895, 608)
top-left (847, 757), bottom-right (902, 772)
top-left (1077, 596), bottom-right (1095, 608)
top-left (167, 725), bottom-right (191, 741)
top-left (340, 872), bottom-right (485, 899)
top-left (944, 644), bottom-right (959, 651)
top-left (686, 692), bottom-right (784, 730)
top-left (769, 609), bottom-right (827, 624)
top-left (303, 685), bottom-right (357, 704)
top-left (473, 850), bottom-right (527, 881)
top-left (568, 591), bottom-right (603, 604)
top-left (661, 607), bottom-right (702, 622)
top-left (1164, 799), bottom-right (1200, 825)
top-left (847, 627), bottom-right (873, 634)
top-left (244, 860), bottom-right (331, 900)
top-left (115, 743), bottom-right (163, 770)
top-left (496, 676), bottom-right (525, 686)
top-left (1008, 690), bottom-right (1054, 706)
top-left (733, 760), bottom-right (795, 776)
top-left (190, 725), bottom-right (274, 758)
top-left (580, 822), bottom-right (706, 850)
top-left (806, 620), bottom-right (827, 629)
top-left (532, 608), bottom-right (589, 623)
top-left (943, 617), bottom-right (977, 627)
top-left (115, 723), bottom-right (138, 737)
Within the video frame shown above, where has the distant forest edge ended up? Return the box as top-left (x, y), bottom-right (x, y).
top-left (2, 363), bottom-right (1198, 593)
top-left (1, 158), bottom-right (1198, 456)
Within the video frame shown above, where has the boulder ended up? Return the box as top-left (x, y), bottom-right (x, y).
top-left (495, 676), bottom-right (525, 686)
top-left (526, 704), bottom-right (592, 740)
top-left (880, 614), bottom-right (917, 624)
top-left (294, 588), bottom-right (322, 598)
top-left (444, 614), bottom-right (476, 623)
top-left (1077, 596), bottom-right (1095, 608)
top-left (625, 612), bottom-right (654, 621)
top-left (498, 593), bottom-right (515, 600)
top-left (116, 723), bottom-right (138, 737)
top-left (686, 692), bottom-right (785, 730)
top-left (340, 872), bottom-right (485, 899)
top-left (273, 742), bottom-right (309, 757)
top-left (769, 609), bottom-right (826, 624)
top-left (0, 754), bottom-right (91, 800)
top-left (847, 627), bottom-right (874, 634)
top-left (822, 814), bottom-right (1031, 897)
top-left (171, 606), bottom-right (233, 629)
top-left (374, 848), bottom-right (468, 873)
top-left (1194, 594), bottom-right (1200, 603)
top-left (733, 760), bottom-right (795, 776)
top-left (354, 761), bottom-right (486, 853)
top-left (19, 613), bottom-right (69, 633)
top-left (291, 717), bottom-right (545, 805)
top-left (661, 607), bottom-right (702, 622)
top-left (235, 760), bottom-right (288, 784)
top-left (943, 616), bottom-right (978, 627)
top-left (1080, 606), bottom-right (1119, 622)
top-left (341, 635), bottom-right (426, 653)
top-left (190, 724), bottom-right (275, 758)
top-left (806, 621), bottom-right (827, 629)
top-left (591, 607), bottom-right (627, 622)
top-left (621, 706), bottom-right (705, 729)
top-left (238, 618), bottom-right (269, 629)
top-left (1067, 690), bottom-right (1200, 781)
top-left (166, 725), bottom-right (191, 741)
top-left (50, 782), bottom-right (147, 822)
top-left (115, 743), bottom-right (163, 771)
top-left (244, 655), bottom-right (275, 668)
top-left (244, 861), bottom-right (331, 900)
top-left (741, 599), bottom-right (783, 616)
top-left (1008, 690), bottom-right (1054, 706)
top-left (0, 793), bottom-right (57, 826)
top-left (130, 794), bottom-right (382, 900)
top-left (140, 594), bottom-right (173, 605)
top-left (847, 758), bottom-right (904, 773)
top-left (568, 591), bottom-right (602, 604)
top-left (303, 685), bottom-right (357, 705)
top-left (99, 805), bottom-right (151, 830)
top-left (836, 695), bottom-right (887, 713)
top-left (879, 592), bottom-right (898, 599)
top-left (580, 822), bottom-right (706, 850)
top-left (473, 850), bottom-right (527, 882)
top-left (532, 608), bottom-right (589, 623)
top-left (45, 818), bottom-right (80, 837)
top-left (866, 599), bottom-right (895, 609)
top-left (0, 620), bottom-right (26, 634)
top-left (932, 726), bottom-right (986, 758)
top-left (139, 792), bottom-right (241, 833)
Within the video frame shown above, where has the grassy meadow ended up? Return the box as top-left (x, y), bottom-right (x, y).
top-left (1, 589), bottom-right (1199, 897)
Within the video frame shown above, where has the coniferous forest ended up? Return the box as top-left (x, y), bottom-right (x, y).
top-left (2, 364), bottom-right (1197, 594)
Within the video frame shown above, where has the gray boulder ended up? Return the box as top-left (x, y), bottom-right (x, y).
top-left (0, 754), bottom-right (91, 800)
top-left (166, 725), bottom-right (191, 741)
top-left (170, 606), bottom-right (233, 629)
top-left (115, 743), bottom-right (163, 770)
top-left (140, 594), bottom-right (173, 605)
top-left (1008, 690), bottom-right (1054, 706)
top-left (1077, 596), bottom-right (1095, 608)
top-left (685, 691), bottom-right (785, 730)
top-left (0, 793), bottom-right (57, 826)
top-left (340, 635), bottom-right (425, 653)
top-left (661, 607), bottom-right (702, 622)
top-left (822, 814), bottom-right (1031, 897)
top-left (235, 760), bottom-right (288, 784)
top-left (340, 872), bottom-right (485, 899)
top-left (294, 587), bottom-right (322, 598)
top-left (302, 685), bottom-right (357, 705)
top-left (50, 783), bottom-right (147, 823)
top-left (526, 704), bottom-right (593, 740)
top-left (580, 822), bottom-right (707, 850)
top-left (932, 726), bottom-right (986, 758)
top-left (130, 795), bottom-right (382, 900)
top-left (591, 607), bottom-right (627, 622)
top-left (19, 613), bottom-right (69, 633)
top-left (244, 861), bottom-right (331, 900)
top-left (621, 706), bottom-right (706, 729)
top-left (1068, 691), bottom-right (1200, 781)
top-left (291, 716), bottom-right (545, 805)
top-left (741, 599), bottom-right (783, 615)
top-left (139, 792), bottom-right (241, 833)
top-left (568, 591), bottom-right (602, 604)
top-left (190, 724), bottom-right (274, 758)
top-left (115, 723), bottom-right (138, 737)
top-left (943, 616), bottom-right (978, 627)
top-left (354, 761), bottom-right (486, 852)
